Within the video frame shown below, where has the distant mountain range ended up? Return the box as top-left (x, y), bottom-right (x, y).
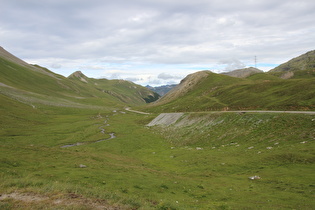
top-left (1, 46), bottom-right (314, 112)
top-left (146, 84), bottom-right (177, 96)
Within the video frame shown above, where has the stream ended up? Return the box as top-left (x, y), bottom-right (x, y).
top-left (61, 114), bottom-right (116, 148)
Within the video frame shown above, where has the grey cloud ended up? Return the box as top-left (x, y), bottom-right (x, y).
top-left (219, 59), bottom-right (246, 71)
top-left (158, 73), bottom-right (183, 80)
top-left (78, 65), bottom-right (104, 70)
top-left (50, 63), bottom-right (62, 69)
top-left (125, 77), bottom-right (143, 82)
top-left (148, 79), bottom-right (162, 86)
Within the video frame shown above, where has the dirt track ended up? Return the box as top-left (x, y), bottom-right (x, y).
top-left (125, 107), bottom-right (150, 115)
top-left (224, 110), bottom-right (315, 114)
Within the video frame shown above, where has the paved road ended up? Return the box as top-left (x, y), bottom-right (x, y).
top-left (125, 107), bottom-right (315, 116)
top-left (222, 110), bottom-right (315, 115)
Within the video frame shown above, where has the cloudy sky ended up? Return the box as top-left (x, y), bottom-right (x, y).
top-left (1, 0), bottom-right (315, 86)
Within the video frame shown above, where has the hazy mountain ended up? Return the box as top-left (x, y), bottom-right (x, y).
top-left (146, 84), bottom-right (177, 96)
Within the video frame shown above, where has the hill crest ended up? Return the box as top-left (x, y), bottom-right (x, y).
top-left (68, 71), bottom-right (89, 83)
top-left (270, 50), bottom-right (315, 73)
top-left (221, 67), bottom-right (263, 78)
top-left (0, 46), bottom-right (59, 79)
top-left (153, 70), bottom-right (212, 105)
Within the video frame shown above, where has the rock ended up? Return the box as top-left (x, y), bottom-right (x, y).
top-left (248, 175), bottom-right (261, 180)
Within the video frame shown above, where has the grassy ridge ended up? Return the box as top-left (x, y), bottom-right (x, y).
top-left (145, 72), bottom-right (315, 112)
top-left (1, 100), bottom-right (314, 209)
top-left (0, 56), bottom-right (158, 108)
top-left (270, 50), bottom-right (315, 73)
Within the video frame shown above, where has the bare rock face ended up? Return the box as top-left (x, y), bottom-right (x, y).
top-left (280, 71), bottom-right (294, 79)
top-left (147, 113), bottom-right (184, 126)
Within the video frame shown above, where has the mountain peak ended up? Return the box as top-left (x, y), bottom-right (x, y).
top-left (221, 67), bottom-right (263, 78)
top-left (68, 71), bottom-right (89, 83)
top-left (153, 70), bottom-right (212, 105)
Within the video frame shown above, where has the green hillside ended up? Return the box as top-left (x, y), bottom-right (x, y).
top-left (270, 50), bottom-right (315, 73)
top-left (145, 70), bottom-right (315, 112)
top-left (0, 48), bottom-right (159, 108)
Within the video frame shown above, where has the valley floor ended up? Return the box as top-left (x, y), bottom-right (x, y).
top-left (1, 107), bottom-right (314, 209)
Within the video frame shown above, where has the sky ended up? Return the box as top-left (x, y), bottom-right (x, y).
top-left (1, 0), bottom-right (315, 86)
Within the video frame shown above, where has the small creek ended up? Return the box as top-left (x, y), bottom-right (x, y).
top-left (61, 115), bottom-right (116, 148)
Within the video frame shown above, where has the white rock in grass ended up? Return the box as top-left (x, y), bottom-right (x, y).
top-left (248, 175), bottom-right (261, 180)
top-left (79, 164), bottom-right (87, 168)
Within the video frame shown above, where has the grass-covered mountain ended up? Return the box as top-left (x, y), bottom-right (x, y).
top-left (270, 50), bottom-right (315, 73)
top-left (269, 50), bottom-right (315, 79)
top-left (146, 68), bottom-right (315, 112)
top-left (0, 47), bottom-right (159, 109)
top-left (68, 71), bottom-right (160, 104)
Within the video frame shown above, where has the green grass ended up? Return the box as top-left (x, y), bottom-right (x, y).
top-left (1, 98), bottom-right (314, 209)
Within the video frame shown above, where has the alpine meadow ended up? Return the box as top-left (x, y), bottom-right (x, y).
top-left (1, 47), bottom-right (315, 209)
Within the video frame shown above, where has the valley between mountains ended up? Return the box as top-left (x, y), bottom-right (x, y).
top-left (0, 48), bottom-right (314, 209)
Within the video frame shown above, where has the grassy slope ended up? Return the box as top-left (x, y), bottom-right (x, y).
top-left (0, 56), bottom-right (158, 109)
top-left (1, 94), bottom-right (314, 209)
top-left (149, 112), bottom-right (315, 209)
top-left (68, 73), bottom-right (160, 106)
top-left (269, 50), bottom-right (315, 73)
top-left (144, 72), bottom-right (315, 112)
